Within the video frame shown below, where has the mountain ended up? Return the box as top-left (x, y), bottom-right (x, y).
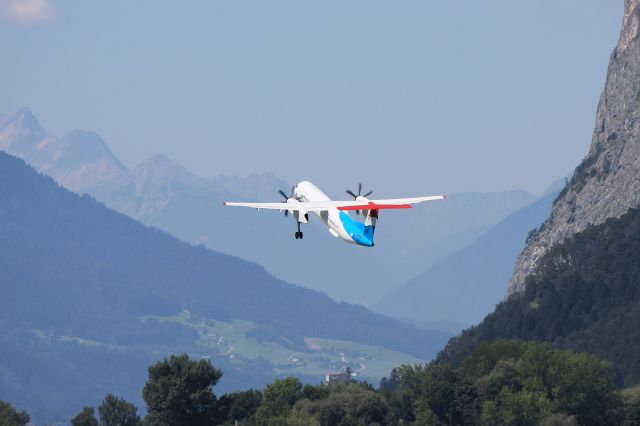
top-left (0, 107), bottom-right (48, 159)
top-left (89, 153), bottom-right (229, 223)
top-left (93, 168), bottom-right (536, 305)
top-left (373, 190), bottom-right (558, 331)
top-left (508, 0), bottom-right (640, 295)
top-left (31, 130), bottom-right (128, 192)
top-left (0, 108), bottom-right (537, 306)
top-left (0, 151), bottom-right (451, 423)
top-left (0, 108), bottom-right (127, 193)
top-left (89, 168), bottom-right (537, 305)
top-left (440, 1), bottom-right (640, 386)
top-left (88, 154), bottom-right (401, 304)
top-left (439, 207), bottom-right (640, 387)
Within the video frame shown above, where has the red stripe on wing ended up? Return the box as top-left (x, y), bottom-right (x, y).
top-left (338, 202), bottom-right (412, 211)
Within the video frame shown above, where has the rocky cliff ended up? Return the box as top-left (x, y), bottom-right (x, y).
top-left (508, 0), bottom-right (640, 295)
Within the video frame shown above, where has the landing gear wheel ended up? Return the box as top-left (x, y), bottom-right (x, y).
top-left (299, 232), bottom-right (303, 239)
top-left (295, 232), bottom-right (300, 239)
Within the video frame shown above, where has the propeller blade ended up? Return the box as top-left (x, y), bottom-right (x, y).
top-left (358, 183), bottom-right (362, 196)
top-left (363, 190), bottom-right (373, 197)
top-left (284, 210), bottom-right (289, 217)
top-left (346, 190), bottom-right (358, 199)
top-left (278, 189), bottom-right (288, 200)
top-left (290, 186), bottom-right (295, 198)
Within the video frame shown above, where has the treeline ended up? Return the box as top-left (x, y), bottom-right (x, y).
top-left (3, 341), bottom-right (640, 425)
top-left (440, 208), bottom-right (640, 386)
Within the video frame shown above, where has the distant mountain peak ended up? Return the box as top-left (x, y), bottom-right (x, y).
top-left (141, 153), bottom-right (180, 168)
top-left (58, 129), bottom-right (122, 158)
top-left (114, 154), bottom-right (213, 214)
top-left (0, 107), bottom-right (47, 157)
top-left (13, 106), bottom-right (37, 120)
top-left (5, 107), bottom-right (42, 130)
top-left (30, 128), bottom-right (128, 192)
top-left (212, 172), bottom-right (289, 201)
top-left (132, 154), bottom-right (196, 181)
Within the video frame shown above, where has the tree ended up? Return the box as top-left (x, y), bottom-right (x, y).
top-left (98, 394), bottom-right (140, 426)
top-left (254, 377), bottom-right (303, 424)
top-left (379, 368), bottom-right (400, 391)
top-left (292, 383), bottom-right (389, 426)
top-left (481, 388), bottom-right (552, 426)
top-left (620, 385), bottom-right (640, 426)
top-left (216, 389), bottom-right (262, 424)
top-left (395, 362), bottom-right (473, 424)
top-left (71, 407), bottom-right (99, 426)
top-left (142, 354), bottom-right (222, 426)
top-left (0, 401), bottom-right (30, 426)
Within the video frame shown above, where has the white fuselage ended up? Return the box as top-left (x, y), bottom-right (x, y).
top-left (293, 181), bottom-right (374, 246)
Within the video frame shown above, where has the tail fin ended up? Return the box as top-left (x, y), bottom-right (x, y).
top-left (363, 209), bottom-right (377, 240)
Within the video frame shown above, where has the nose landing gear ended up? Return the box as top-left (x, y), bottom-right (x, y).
top-left (295, 222), bottom-right (304, 239)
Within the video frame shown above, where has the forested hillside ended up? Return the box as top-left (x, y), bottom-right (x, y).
top-left (440, 207), bottom-right (640, 386)
top-left (0, 151), bottom-right (449, 422)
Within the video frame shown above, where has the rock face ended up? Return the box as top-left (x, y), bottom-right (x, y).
top-left (508, 0), bottom-right (640, 295)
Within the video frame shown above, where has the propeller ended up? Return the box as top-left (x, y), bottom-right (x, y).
top-left (346, 183), bottom-right (373, 215)
top-left (279, 186), bottom-right (295, 217)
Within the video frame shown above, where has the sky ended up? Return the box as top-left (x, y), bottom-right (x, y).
top-left (0, 0), bottom-right (623, 196)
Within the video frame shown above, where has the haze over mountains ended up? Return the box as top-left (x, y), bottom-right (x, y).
top-left (0, 107), bottom-right (540, 307)
top-left (374, 189), bottom-right (559, 332)
top-left (0, 151), bottom-right (451, 423)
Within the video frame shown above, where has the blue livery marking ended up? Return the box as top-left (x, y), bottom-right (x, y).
top-left (339, 211), bottom-right (375, 247)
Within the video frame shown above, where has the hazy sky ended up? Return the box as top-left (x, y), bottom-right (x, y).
top-left (0, 1), bottom-right (623, 196)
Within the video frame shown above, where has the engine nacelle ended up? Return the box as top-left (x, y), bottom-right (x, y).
top-left (286, 198), bottom-right (308, 223)
top-left (294, 209), bottom-right (309, 223)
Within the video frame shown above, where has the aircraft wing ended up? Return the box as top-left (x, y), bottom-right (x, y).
top-left (223, 195), bottom-right (445, 211)
top-left (223, 201), bottom-right (358, 211)
top-left (335, 195), bottom-right (446, 211)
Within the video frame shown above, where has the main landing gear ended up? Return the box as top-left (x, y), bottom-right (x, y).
top-left (295, 222), bottom-right (304, 239)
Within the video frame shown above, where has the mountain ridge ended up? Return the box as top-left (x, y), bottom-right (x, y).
top-left (440, 207), bottom-right (640, 387)
top-left (508, 0), bottom-right (640, 295)
top-left (0, 150), bottom-right (450, 422)
top-left (0, 107), bottom-right (538, 306)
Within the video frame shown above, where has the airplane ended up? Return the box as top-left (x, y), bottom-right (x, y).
top-left (223, 181), bottom-right (446, 247)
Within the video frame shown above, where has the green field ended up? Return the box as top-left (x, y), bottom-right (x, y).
top-left (143, 312), bottom-right (424, 381)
